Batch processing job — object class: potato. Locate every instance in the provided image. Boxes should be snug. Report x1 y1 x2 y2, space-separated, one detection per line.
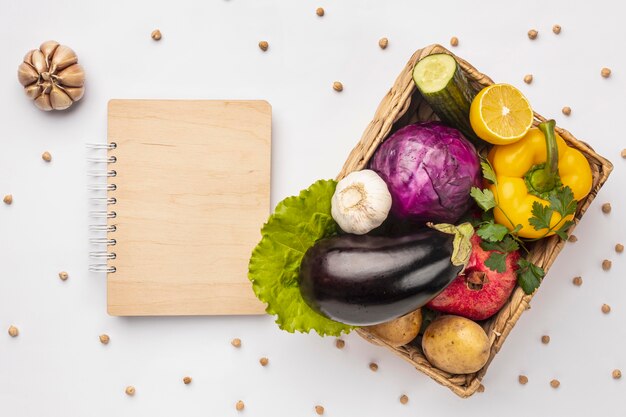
422 315 490 374
365 309 422 347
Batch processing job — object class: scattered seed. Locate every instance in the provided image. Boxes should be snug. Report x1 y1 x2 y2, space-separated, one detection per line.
335 339 345 349
550 379 560 389
477 384 485 393
552 24 561 34
125 386 135 396
541 335 550 344
450 36 459 47
615 243 624 253
258 41 269 52
562 106 571 116
572 276 583 286
621 149 626 158
602 259 612 271
602 304 611 314
151 29 162 41
519 375 529 385
316 7 324 17
183 376 192 384
602 203 612 213
3 194 13 205
332 81 343 92
613 369 622 379
59 271 69 281
399 394 409 404
523 74 533 84
315 405 325 415
378 37 388 49
42 151 52 162
601 67 612 78
259 357 269 366
8 325 18 337
528 29 538 40
99 334 110 344
369 362 378 372
236 400 245 411
231 338 241 348
568 234 578 243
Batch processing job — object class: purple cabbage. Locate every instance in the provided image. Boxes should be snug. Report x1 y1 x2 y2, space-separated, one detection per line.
369 122 481 224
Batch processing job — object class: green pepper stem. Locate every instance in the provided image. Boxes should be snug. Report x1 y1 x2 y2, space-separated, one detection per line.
530 120 559 194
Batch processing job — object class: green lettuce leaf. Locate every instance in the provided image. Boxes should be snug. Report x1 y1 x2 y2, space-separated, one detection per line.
248 179 353 336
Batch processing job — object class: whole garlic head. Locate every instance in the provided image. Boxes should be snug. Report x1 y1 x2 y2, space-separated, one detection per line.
17 40 85 111
331 169 392 235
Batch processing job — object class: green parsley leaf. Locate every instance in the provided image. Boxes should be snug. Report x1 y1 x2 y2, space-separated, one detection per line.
480 235 520 253
480 160 497 184
548 186 577 218
248 179 353 336
470 187 496 211
485 251 508 273
554 220 575 240
477 222 510 242
529 201 553 231
516 258 545 294
511 224 523 235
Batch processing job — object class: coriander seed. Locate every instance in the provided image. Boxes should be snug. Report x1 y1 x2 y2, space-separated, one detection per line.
568 234 578 243
552 24 561 34
613 369 622 379
550 379 560 388
183 376 192 384
477 384 485 393
524 74 533 84
59 271 69 281
99 334 110 344
621 149 626 158
315 405 325 415
258 41 269 51
602 259 612 271
572 276 583 286
236 400 245 411
42 151 52 162
8 325 18 337
333 81 343 92
541 335 550 344
602 304 611 314
151 29 162 41
125 386 135 396
231 338 241 348
450 36 459 47
369 362 378 371
316 7 324 17
602 202 612 213
3 194 13 205
399 394 409 404
259 357 269 366
335 338 345 349
615 243 624 253
562 106 571 116
378 37 388 49
528 29 538 40
601 67 612 78
519 375 529 385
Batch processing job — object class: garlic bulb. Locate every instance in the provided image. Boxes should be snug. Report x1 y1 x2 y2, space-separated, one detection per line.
331 170 392 235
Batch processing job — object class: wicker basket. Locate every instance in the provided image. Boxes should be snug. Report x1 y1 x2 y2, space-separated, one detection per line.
337 44 613 398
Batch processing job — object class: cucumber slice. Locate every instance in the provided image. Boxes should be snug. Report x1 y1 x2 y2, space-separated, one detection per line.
412 54 479 143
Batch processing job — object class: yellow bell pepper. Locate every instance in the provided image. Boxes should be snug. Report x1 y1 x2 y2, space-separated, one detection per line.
487 120 592 239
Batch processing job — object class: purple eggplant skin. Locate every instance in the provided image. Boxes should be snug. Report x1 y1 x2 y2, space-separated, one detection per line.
298 229 463 326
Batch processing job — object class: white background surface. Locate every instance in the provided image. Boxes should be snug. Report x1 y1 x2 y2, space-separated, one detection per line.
1 0 625 415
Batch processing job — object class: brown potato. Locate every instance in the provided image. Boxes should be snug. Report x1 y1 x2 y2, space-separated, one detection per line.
365 309 422 347
422 315 490 374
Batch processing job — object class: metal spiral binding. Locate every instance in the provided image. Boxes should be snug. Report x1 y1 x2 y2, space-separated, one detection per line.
87 141 117 274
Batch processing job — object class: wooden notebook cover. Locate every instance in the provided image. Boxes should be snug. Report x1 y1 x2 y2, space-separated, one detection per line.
106 99 271 316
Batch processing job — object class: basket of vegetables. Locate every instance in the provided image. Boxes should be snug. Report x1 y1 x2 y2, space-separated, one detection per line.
248 44 613 397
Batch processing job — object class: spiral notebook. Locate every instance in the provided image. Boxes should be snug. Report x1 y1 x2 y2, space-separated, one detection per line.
96 99 271 316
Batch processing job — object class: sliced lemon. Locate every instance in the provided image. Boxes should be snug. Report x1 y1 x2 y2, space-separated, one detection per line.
469 84 534 145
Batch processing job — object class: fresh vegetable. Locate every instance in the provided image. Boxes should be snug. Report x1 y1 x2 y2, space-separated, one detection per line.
412 54 478 142
365 309 423 347
331 169 392 235
426 234 520 321
469 84 534 145
248 179 352 336
422 315 490 374
298 223 474 326
369 122 481 224
482 119 592 238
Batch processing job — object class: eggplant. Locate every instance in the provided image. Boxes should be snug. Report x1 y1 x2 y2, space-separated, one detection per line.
299 223 473 326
